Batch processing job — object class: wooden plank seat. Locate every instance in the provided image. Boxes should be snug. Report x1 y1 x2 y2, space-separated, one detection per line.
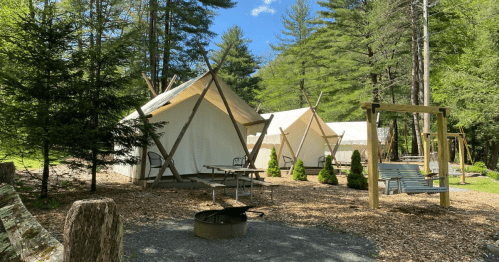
188 177 226 204
378 163 448 195
237 177 279 203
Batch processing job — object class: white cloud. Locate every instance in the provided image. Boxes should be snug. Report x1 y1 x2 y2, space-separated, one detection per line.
263 0 278 4
251 5 276 16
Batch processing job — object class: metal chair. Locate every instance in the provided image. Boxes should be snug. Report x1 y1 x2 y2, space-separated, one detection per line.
318 156 326 167
233 155 247 167
282 156 293 167
147 152 174 177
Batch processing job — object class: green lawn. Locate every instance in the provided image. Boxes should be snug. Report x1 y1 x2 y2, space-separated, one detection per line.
436 175 499 194
1 151 64 170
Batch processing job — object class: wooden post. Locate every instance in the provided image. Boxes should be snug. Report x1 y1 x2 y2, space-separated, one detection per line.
245 115 274 168
301 89 337 164
423 133 431 174
437 111 450 207
276 134 285 165
295 93 323 162
367 108 379 209
142 72 158 98
163 74 177 93
458 134 466 184
139 145 147 181
136 107 183 183
198 43 258 176
280 127 298 175
150 45 232 188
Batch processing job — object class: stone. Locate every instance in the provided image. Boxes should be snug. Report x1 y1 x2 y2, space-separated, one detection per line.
487 244 499 256
63 198 123 262
0 162 15 186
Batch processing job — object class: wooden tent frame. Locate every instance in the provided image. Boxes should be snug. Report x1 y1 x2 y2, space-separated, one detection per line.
137 44 272 188
362 103 450 209
423 132 467 185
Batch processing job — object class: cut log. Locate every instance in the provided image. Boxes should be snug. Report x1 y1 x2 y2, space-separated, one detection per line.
63 198 123 262
0 162 15 186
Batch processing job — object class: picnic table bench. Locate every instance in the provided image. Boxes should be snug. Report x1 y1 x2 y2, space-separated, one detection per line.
237 177 278 203
187 177 226 204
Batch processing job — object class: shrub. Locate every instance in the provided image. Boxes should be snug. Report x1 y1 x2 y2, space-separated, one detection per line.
267 147 281 177
487 171 499 180
292 159 307 181
465 161 487 175
347 150 368 190
318 155 338 185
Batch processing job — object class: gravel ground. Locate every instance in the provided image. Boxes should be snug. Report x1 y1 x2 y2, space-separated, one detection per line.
123 219 377 262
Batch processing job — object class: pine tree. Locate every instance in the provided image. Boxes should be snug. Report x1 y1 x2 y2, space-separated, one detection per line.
211 25 260 105
318 155 338 185
347 150 367 190
267 147 281 177
292 159 307 181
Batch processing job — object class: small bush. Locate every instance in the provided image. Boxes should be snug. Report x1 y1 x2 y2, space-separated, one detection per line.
318 155 338 185
292 159 307 181
347 150 368 190
465 161 488 175
267 147 281 177
487 171 499 180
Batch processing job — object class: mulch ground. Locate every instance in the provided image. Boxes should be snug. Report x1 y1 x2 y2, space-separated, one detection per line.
15 165 499 262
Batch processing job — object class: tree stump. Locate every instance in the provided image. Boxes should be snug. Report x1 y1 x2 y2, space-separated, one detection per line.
0 162 15 186
63 198 123 262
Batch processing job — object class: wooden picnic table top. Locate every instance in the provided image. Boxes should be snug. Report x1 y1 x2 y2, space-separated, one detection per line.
203 164 265 173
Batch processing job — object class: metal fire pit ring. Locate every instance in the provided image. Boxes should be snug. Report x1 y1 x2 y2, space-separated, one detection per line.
193 206 262 239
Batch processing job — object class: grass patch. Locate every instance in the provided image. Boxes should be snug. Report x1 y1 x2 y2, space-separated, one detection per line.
0 150 64 170
30 194 62 209
435 176 499 194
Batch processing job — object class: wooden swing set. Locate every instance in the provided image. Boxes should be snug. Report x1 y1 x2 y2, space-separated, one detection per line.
362 103 451 209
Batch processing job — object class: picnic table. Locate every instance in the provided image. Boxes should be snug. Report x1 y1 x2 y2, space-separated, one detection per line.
400 156 424 162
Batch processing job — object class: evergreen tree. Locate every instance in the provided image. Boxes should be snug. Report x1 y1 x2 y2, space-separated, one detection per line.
292 159 307 181
0 3 81 198
347 150 367 190
267 147 281 177
318 155 338 185
211 25 260 105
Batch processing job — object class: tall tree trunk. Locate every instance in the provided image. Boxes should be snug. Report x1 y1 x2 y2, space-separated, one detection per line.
299 61 305 107
161 0 172 92
487 141 499 169
387 65 398 161
411 118 418 155
149 0 158 97
471 129 476 164
368 46 379 102
404 122 409 155
449 138 456 163
411 2 423 156
484 138 489 166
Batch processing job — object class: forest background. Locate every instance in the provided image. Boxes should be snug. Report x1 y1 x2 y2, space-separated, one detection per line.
1 0 499 196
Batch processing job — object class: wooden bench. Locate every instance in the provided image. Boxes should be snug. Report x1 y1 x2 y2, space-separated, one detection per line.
237 177 278 203
378 163 448 195
187 177 226 204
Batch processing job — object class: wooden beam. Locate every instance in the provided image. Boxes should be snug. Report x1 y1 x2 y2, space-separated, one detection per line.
423 132 462 137
242 119 268 127
301 89 337 164
423 133 431 174
150 45 233 188
142 72 158 98
163 74 177 93
135 106 183 182
366 108 379 209
246 115 274 166
323 135 340 138
198 43 260 179
458 135 466 184
437 112 450 207
276 135 285 166
280 127 297 162
361 103 450 115
330 131 345 162
139 145 147 181
256 103 261 113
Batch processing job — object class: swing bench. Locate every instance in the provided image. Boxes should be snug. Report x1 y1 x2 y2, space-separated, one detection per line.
378 163 449 195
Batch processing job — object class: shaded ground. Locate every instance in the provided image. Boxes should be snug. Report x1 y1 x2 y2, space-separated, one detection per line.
12 165 499 261
123 219 376 262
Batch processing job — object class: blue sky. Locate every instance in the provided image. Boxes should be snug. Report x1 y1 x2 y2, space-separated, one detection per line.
207 0 323 59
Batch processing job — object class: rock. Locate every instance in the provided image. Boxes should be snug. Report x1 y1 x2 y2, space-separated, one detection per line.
0 163 15 186
63 198 123 262
487 244 499 256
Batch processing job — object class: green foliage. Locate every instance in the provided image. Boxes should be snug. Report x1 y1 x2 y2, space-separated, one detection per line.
30 196 62 210
347 150 367 190
267 147 281 177
292 159 307 181
435 176 499 194
318 155 338 185
211 25 261 106
465 162 488 175
487 171 499 181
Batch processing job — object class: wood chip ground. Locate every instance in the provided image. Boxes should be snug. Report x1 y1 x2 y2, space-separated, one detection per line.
15 166 499 262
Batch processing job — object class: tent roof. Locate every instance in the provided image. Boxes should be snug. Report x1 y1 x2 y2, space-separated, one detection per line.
327 121 389 145
124 72 264 125
261 108 336 137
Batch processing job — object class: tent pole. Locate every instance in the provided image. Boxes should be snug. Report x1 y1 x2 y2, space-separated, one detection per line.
142 72 158 98
198 43 260 178
301 88 337 165
276 134 285 168
135 106 183 183
295 92 323 166
163 74 177 93
280 127 298 175
245 115 274 169
150 45 233 188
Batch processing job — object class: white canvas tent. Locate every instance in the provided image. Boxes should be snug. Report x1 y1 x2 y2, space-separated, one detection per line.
114 72 265 181
326 121 389 163
247 108 338 169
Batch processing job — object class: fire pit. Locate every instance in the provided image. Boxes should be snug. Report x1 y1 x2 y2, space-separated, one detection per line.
193 206 263 239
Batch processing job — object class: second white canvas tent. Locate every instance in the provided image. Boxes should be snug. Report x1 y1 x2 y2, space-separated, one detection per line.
114 72 265 181
326 121 389 163
247 108 338 169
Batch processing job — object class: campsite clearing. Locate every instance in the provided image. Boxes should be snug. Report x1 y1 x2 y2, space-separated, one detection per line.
15 165 499 261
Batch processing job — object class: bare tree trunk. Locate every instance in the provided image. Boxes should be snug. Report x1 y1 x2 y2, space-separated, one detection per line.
449 138 456 163
161 0 173 92
487 141 499 169
484 138 489 166
149 0 158 97
404 122 409 155
411 2 423 156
